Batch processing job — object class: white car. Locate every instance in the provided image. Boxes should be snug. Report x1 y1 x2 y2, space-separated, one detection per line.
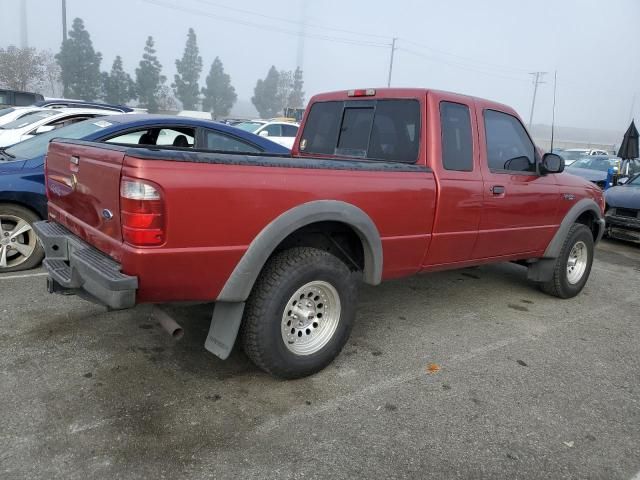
0 108 110 147
561 148 610 166
0 106 51 127
234 120 299 149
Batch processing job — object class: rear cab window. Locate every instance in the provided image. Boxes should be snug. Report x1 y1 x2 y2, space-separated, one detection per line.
299 99 420 163
440 102 473 171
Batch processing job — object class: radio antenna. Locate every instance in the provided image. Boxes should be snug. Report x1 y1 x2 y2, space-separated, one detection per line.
550 70 557 152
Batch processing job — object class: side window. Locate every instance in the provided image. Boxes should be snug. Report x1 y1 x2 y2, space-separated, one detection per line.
204 130 260 153
440 102 473 171
484 110 535 173
155 128 194 147
263 124 282 137
105 129 147 145
15 93 34 106
282 124 298 137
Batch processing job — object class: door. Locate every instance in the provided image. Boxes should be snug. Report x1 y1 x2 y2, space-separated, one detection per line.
423 96 484 266
472 106 559 259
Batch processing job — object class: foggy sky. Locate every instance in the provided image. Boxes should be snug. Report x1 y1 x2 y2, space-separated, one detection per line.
1 0 638 132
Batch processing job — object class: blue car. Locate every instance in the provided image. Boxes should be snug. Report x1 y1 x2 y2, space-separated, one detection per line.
604 173 640 243
0 114 290 272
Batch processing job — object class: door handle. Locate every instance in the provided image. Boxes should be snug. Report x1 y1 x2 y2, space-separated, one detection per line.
491 185 505 195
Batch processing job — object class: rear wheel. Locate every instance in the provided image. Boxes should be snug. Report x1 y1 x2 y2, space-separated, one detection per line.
241 247 358 379
0 204 44 273
540 223 594 298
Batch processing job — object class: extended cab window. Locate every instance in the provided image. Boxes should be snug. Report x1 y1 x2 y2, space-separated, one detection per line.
440 102 473 171
300 99 420 163
484 110 535 173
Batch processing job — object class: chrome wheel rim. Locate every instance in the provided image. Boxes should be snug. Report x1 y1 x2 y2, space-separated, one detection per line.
566 240 588 284
0 215 36 270
281 281 341 356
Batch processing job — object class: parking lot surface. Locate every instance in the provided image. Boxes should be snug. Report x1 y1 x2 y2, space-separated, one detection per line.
1 239 639 479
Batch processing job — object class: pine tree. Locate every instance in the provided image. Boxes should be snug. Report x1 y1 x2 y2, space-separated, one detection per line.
288 67 305 108
173 28 202 110
135 36 166 113
55 18 102 100
251 66 280 118
101 56 136 105
201 57 237 119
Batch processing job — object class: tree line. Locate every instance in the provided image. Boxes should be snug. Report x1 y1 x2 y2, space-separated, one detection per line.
0 18 305 118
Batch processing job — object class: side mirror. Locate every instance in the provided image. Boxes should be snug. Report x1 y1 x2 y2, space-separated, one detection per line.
258 130 269 137
35 125 55 134
540 153 564 175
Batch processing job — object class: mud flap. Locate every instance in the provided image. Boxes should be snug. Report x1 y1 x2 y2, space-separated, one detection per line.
204 301 245 360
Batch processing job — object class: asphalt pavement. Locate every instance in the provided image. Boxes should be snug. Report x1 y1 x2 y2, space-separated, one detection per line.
1 239 639 480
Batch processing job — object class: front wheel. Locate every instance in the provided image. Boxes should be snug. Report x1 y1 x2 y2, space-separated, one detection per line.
540 223 594 298
241 247 358 379
0 204 44 273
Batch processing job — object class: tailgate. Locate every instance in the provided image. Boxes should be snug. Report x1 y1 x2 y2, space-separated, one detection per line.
46 140 126 243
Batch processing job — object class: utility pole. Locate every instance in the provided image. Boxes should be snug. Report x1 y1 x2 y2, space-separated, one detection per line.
295 0 308 71
20 0 28 48
528 71 547 128
62 0 68 43
387 37 397 87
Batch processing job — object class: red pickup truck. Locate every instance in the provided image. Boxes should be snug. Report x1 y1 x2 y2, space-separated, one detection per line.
35 88 605 378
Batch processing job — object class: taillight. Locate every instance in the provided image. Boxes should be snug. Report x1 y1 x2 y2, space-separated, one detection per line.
120 178 165 246
347 88 376 97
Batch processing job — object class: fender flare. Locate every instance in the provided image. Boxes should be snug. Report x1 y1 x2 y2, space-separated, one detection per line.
543 198 604 258
217 200 383 303
527 198 604 282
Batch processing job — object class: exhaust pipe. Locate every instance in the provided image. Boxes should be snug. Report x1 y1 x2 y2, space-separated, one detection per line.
152 306 184 340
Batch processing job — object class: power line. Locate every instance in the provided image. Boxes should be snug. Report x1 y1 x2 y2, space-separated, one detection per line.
142 0 390 49
190 0 391 41
528 71 547 128
398 48 531 83
399 38 532 74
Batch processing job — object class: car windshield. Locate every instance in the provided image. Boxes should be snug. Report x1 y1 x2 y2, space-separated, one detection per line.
569 157 619 172
628 174 640 186
562 150 588 160
4 118 114 159
0 107 16 118
0 110 57 130
234 121 264 133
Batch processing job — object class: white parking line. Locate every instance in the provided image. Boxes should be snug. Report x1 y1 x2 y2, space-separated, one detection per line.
0 272 48 281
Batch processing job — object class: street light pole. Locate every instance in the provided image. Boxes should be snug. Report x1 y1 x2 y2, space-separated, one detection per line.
62 0 67 43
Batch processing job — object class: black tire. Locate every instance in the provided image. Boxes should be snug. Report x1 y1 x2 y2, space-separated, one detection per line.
241 247 358 379
539 223 594 299
0 203 44 273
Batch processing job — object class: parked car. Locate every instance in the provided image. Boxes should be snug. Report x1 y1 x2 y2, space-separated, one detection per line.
0 108 110 147
560 148 610 166
234 120 299 148
34 88 605 379
604 173 640 242
0 106 51 127
565 156 640 188
0 114 290 273
34 99 134 113
0 89 44 108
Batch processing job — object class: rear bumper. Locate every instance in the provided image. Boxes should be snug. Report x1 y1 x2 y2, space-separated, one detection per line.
33 221 138 309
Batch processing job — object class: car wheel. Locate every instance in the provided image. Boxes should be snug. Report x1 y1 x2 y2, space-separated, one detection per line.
0 204 44 273
241 247 359 379
540 223 594 299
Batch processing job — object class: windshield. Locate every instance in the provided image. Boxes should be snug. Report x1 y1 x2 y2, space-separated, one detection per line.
562 150 588 160
0 110 57 130
4 118 114 159
0 107 16 118
569 157 619 172
234 121 264 132
628 174 640 186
